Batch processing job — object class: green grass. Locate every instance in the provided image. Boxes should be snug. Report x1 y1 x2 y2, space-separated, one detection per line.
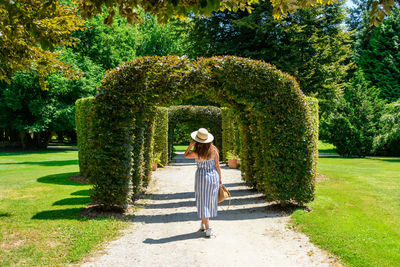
175 141 338 155
0 150 127 266
318 140 338 155
292 157 400 267
174 144 189 151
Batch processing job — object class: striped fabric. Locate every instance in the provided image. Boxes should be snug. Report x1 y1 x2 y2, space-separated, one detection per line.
194 151 219 218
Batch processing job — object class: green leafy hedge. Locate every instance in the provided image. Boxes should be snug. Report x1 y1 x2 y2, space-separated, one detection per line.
75 97 95 179
86 55 317 209
167 105 222 161
221 107 241 162
154 107 169 166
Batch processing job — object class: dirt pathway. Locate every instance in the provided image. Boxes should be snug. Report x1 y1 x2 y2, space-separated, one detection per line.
81 154 340 267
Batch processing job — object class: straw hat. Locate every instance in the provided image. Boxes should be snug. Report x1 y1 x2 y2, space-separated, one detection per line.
191 128 214 143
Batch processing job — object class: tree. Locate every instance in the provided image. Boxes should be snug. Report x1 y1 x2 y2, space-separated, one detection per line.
321 70 384 157
77 0 398 26
0 9 188 149
358 8 400 102
185 1 353 116
0 49 102 149
0 0 85 87
373 100 400 155
71 9 187 70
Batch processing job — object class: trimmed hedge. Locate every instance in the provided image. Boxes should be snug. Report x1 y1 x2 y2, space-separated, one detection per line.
153 107 169 166
167 105 222 161
87 55 318 209
221 107 241 162
75 97 95 179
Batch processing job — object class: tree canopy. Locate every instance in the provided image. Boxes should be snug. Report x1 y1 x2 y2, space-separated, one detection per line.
78 0 399 26
185 1 353 115
358 8 400 102
0 0 85 87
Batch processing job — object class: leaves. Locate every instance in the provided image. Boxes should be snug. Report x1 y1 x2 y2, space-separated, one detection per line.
83 55 318 209
0 0 85 88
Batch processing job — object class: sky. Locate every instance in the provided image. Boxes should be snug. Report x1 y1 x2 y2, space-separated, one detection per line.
345 0 356 9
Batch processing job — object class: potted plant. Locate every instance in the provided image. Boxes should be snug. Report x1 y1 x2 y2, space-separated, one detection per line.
226 151 240 169
152 152 162 171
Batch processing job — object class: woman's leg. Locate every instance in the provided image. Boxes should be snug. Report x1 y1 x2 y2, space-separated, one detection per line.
202 217 210 229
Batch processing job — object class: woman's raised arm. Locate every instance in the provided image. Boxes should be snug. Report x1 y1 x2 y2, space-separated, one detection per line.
184 142 197 159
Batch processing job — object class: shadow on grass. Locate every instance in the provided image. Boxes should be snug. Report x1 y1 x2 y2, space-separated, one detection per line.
0 160 78 166
31 208 107 220
53 197 91 206
37 172 86 186
0 149 75 156
0 212 12 218
319 148 338 155
71 189 90 196
366 158 400 163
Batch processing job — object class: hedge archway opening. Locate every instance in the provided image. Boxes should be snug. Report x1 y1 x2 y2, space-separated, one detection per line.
167 105 222 162
87 55 318 210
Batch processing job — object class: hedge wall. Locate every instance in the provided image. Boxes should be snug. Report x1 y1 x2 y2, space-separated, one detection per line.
75 97 95 179
87 55 317 209
167 105 222 161
153 107 169 166
221 107 241 162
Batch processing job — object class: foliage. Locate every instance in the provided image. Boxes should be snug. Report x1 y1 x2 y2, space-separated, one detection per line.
142 110 156 188
306 97 319 160
226 150 240 160
167 105 222 161
221 107 241 162
153 107 169 166
0 48 102 150
293 157 400 267
373 99 400 155
86 55 317 209
0 0 85 88
186 1 353 116
358 8 400 102
153 151 163 165
77 0 347 25
322 70 384 157
78 0 398 27
75 97 95 178
70 8 187 71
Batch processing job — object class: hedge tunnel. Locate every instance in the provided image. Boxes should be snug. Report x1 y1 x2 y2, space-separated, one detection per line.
167 105 222 162
79 55 318 210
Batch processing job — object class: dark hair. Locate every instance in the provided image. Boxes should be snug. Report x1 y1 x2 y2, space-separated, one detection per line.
194 142 219 160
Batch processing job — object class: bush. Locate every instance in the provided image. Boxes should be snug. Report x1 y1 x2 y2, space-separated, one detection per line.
75 97 95 178
221 107 241 162
167 105 222 161
87 55 317 209
373 100 400 156
322 71 384 157
153 107 169 166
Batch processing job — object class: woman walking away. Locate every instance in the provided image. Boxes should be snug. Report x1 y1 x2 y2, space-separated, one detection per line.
184 128 222 238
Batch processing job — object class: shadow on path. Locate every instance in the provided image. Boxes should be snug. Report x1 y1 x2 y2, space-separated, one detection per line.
143 231 206 244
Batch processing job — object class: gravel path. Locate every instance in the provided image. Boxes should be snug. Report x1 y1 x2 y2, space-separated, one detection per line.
81 154 341 267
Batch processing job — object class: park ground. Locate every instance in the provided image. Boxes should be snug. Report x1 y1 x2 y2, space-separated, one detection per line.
0 142 399 266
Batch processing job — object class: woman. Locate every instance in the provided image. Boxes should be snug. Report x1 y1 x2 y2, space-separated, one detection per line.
183 128 222 238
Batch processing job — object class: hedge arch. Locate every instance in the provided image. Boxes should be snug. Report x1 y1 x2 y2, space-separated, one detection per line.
88 55 318 210
167 105 222 162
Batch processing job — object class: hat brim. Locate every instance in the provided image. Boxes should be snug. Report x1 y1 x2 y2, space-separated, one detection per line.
191 131 214 143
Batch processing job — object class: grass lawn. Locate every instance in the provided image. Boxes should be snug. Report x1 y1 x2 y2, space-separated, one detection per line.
0 150 127 266
174 144 189 151
318 141 338 155
292 157 400 267
174 141 338 155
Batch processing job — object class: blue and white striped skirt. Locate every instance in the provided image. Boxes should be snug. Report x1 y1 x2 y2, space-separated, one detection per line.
194 164 219 218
